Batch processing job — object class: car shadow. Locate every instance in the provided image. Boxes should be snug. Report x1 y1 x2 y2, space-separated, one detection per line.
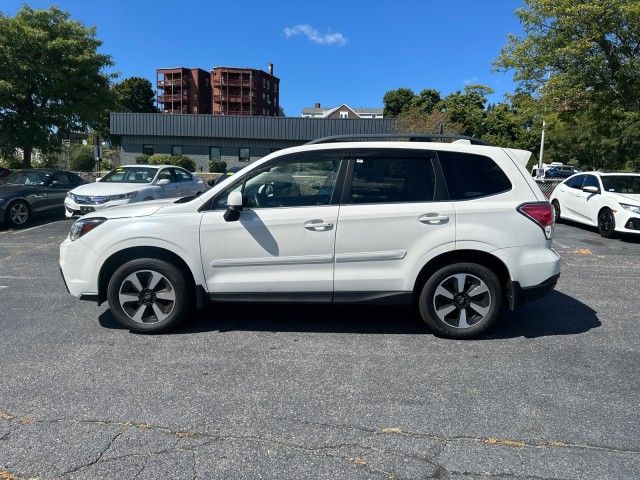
559 219 640 244
0 214 70 232
98 291 600 339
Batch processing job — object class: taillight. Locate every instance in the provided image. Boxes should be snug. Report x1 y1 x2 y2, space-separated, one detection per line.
518 202 554 239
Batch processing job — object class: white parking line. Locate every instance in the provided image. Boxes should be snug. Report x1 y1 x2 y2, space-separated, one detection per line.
0 286 8 289
10 220 68 235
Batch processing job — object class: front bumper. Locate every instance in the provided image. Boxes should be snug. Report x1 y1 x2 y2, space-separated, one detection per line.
64 198 131 217
613 209 640 234
59 237 100 298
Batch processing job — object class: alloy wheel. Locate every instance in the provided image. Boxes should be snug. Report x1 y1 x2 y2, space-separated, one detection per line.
598 210 614 236
118 270 176 324
9 202 29 225
432 273 492 329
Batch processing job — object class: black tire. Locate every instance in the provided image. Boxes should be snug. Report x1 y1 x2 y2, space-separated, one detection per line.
551 200 562 224
5 200 31 227
106 258 191 333
418 263 502 339
597 208 616 238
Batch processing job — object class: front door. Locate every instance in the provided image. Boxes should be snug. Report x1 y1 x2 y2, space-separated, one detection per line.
333 148 455 297
199 149 347 299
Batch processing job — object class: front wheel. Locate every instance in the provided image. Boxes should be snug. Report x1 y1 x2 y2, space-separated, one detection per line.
6 200 31 227
598 209 616 238
551 200 562 223
107 258 191 333
418 263 502 339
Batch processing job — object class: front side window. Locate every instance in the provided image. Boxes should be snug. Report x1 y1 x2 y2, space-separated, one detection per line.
349 151 437 204
0 171 51 185
100 167 157 184
582 175 600 189
171 145 183 156
239 147 250 162
438 151 511 200
564 175 586 189
213 151 343 210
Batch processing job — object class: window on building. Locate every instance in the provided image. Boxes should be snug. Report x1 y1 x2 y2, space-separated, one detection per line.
239 148 250 162
438 151 512 200
142 145 154 156
349 151 437 204
171 145 183 156
339 111 348 119
209 147 221 162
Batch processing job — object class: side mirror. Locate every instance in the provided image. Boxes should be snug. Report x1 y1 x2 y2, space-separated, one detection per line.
223 191 243 222
583 185 600 194
157 178 171 186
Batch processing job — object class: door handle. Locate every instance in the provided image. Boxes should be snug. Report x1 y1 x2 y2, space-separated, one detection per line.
304 220 334 231
32 194 47 198
419 213 449 224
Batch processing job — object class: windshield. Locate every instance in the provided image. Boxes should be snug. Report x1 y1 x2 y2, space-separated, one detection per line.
0 171 51 186
100 167 157 184
601 176 640 194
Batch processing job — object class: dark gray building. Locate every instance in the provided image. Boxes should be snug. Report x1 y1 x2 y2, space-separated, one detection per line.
110 113 397 171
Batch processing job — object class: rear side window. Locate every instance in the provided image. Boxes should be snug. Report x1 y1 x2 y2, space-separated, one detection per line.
582 175 599 189
565 175 585 189
349 150 437 204
437 151 511 200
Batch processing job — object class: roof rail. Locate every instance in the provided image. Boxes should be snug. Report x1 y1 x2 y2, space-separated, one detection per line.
306 133 492 146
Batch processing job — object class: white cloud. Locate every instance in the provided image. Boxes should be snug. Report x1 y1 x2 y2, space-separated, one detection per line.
284 24 347 46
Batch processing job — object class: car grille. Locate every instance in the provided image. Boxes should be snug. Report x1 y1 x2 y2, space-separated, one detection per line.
73 194 109 205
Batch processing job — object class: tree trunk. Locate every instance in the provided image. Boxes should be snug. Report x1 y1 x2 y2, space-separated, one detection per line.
22 146 32 169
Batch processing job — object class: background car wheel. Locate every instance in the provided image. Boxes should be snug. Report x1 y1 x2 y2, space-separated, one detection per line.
551 200 562 223
598 208 616 238
6 200 31 227
418 262 502 339
107 258 190 333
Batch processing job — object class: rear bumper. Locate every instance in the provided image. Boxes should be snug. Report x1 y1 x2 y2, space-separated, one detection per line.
509 273 560 310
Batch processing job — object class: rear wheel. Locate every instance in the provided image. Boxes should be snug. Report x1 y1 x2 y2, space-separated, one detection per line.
6 200 31 227
418 263 502 339
107 258 190 333
598 208 616 238
551 199 562 223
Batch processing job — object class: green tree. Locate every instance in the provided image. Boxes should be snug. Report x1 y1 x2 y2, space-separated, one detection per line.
209 161 227 173
495 0 640 170
69 145 95 171
411 89 441 115
383 88 415 117
0 6 113 168
438 85 494 136
396 108 462 135
147 153 196 172
112 77 156 113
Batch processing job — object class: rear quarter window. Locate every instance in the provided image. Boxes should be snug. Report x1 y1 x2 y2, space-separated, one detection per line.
437 151 512 200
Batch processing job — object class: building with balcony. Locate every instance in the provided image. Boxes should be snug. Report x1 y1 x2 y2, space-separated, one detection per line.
156 67 211 114
212 65 279 116
302 103 384 119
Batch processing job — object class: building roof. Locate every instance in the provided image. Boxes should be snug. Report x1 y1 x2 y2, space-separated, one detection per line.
302 104 384 116
110 113 396 141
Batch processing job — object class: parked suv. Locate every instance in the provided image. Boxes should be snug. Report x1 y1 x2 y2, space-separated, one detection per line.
59 140 560 338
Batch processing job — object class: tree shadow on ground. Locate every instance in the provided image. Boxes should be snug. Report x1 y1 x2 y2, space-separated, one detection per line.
99 291 599 339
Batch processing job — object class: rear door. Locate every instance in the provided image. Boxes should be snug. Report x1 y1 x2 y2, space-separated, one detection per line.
333 148 455 298
559 174 586 220
174 168 199 196
574 174 604 224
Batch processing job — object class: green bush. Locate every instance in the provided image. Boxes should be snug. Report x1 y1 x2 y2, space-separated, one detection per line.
69 145 95 171
209 160 227 173
147 153 196 172
135 154 149 164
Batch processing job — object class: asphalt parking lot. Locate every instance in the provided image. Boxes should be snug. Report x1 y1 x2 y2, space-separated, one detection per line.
0 218 639 479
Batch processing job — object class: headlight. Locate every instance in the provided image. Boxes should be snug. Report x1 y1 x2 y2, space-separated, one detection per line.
69 217 107 241
108 191 138 201
619 203 640 214
66 192 74 199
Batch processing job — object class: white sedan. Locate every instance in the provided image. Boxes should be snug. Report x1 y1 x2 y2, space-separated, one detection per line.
550 172 640 237
65 165 206 217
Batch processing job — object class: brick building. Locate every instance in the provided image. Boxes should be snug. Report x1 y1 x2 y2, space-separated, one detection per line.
156 68 211 114
156 65 279 116
212 65 279 116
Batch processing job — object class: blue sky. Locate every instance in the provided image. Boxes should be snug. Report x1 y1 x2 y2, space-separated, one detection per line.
4 0 525 115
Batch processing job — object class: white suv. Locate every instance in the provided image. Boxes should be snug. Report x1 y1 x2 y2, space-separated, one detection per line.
59 140 561 338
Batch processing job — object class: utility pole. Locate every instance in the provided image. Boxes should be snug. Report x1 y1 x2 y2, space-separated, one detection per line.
537 119 546 177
